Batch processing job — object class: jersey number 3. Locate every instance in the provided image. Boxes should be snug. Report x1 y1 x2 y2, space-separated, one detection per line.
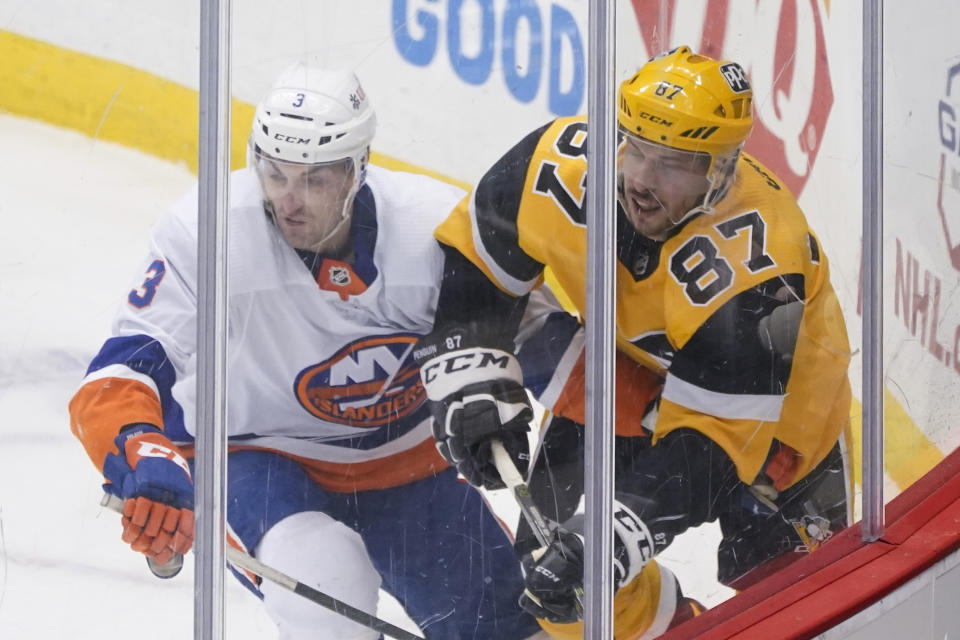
669 210 774 305
128 259 166 308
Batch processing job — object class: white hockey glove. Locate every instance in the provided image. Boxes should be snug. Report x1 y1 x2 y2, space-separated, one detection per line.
519 500 656 623
414 329 533 490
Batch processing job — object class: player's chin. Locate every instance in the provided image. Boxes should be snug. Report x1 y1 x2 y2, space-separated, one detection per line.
280 228 312 250
627 206 664 237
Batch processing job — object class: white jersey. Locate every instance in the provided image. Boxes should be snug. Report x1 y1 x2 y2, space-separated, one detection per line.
71 165 467 490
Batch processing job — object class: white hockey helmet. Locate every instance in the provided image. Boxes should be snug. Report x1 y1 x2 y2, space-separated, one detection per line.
250 65 376 188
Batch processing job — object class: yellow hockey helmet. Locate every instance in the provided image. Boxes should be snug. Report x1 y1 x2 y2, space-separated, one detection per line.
618 46 753 156
617 46 753 218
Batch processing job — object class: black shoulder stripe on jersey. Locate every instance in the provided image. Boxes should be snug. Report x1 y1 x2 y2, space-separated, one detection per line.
808 233 821 264
472 121 554 283
432 245 530 351
669 273 805 396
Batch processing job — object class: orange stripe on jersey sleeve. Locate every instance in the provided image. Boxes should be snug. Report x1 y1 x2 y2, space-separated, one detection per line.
69 377 164 472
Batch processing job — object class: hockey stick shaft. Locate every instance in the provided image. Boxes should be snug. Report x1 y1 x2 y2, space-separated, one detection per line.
490 441 552 548
224 547 424 640
102 493 425 640
490 441 585 614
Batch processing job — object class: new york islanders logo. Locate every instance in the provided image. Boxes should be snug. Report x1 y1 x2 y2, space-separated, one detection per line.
294 334 425 427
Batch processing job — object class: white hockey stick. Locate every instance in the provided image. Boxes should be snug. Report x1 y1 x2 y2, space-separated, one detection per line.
101 493 425 640
490 441 585 614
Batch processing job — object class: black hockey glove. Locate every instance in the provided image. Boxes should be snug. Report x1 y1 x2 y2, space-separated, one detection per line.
519 500 656 623
414 327 532 490
519 527 585 623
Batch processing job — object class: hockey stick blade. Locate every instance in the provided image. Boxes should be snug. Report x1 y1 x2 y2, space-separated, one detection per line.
490 440 585 615
101 493 424 640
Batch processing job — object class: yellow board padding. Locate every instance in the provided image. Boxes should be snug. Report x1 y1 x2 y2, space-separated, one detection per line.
0 28 465 187
0 29 249 172
848 390 945 493
2 28 943 496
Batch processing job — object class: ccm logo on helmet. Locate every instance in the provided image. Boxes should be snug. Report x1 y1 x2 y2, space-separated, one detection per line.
720 62 751 93
274 134 311 145
639 111 673 127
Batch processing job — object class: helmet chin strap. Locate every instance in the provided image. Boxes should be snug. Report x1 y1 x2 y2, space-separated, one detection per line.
307 187 357 257
303 151 368 257
264 191 357 259
653 148 742 232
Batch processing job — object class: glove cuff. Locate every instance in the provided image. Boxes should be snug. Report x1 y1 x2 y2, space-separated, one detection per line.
115 423 192 480
419 346 523 401
612 499 655 589
116 422 163 444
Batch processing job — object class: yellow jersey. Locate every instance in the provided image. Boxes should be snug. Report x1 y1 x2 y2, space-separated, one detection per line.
435 115 851 487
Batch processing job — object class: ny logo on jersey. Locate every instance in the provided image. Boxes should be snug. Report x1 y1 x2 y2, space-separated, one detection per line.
294 334 426 427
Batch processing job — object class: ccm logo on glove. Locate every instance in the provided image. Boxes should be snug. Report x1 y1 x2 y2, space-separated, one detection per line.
420 348 523 398
131 439 191 477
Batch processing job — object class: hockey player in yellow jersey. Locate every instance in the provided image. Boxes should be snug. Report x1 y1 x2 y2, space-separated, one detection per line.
413 46 852 638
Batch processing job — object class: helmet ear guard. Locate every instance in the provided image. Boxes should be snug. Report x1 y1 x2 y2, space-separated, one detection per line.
617 46 753 218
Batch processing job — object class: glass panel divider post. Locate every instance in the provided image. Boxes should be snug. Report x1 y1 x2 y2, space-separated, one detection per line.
196 0 231 636
584 0 617 636
862 0 885 542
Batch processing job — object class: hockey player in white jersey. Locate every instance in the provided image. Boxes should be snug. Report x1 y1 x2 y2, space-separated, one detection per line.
69 64 556 639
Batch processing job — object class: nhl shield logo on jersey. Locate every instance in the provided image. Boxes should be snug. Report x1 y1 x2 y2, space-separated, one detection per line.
294 334 427 427
329 264 351 286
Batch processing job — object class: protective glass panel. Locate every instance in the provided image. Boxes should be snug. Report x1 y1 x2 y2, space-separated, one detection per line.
221 2 578 638
883 3 960 502
0 1 200 637
606 1 861 633
8 1 925 638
